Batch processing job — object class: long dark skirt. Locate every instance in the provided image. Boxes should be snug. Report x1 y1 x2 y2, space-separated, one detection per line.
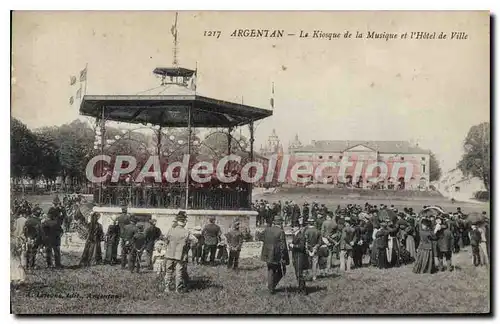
406 235 416 260
370 246 378 266
80 241 103 267
104 239 119 264
412 249 436 274
377 248 388 269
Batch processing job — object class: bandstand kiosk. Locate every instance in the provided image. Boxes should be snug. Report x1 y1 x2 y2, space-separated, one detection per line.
79 66 273 237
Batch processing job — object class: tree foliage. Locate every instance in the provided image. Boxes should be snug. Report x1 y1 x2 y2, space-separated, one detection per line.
458 122 490 192
37 119 95 183
429 151 442 182
11 118 38 180
200 130 249 160
11 118 255 189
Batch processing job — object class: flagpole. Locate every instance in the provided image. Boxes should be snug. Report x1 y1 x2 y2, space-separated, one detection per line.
195 61 198 92
172 12 179 67
83 63 88 95
271 82 275 110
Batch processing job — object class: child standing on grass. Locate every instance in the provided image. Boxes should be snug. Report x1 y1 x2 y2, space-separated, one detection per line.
152 240 167 280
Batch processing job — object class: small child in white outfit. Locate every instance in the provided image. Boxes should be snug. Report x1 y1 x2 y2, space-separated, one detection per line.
152 240 167 288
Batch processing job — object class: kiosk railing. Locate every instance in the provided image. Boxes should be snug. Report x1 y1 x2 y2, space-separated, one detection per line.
93 184 252 210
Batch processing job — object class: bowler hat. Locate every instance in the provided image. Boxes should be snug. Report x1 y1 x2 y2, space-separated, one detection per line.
176 211 188 222
273 215 284 224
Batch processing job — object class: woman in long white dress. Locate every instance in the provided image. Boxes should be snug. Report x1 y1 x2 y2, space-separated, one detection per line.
11 238 27 285
11 213 28 286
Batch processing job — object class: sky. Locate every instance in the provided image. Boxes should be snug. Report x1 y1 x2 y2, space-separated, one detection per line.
11 11 490 172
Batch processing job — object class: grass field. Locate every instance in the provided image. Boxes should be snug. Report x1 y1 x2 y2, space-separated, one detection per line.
11 193 490 315
11 247 490 315
254 191 489 216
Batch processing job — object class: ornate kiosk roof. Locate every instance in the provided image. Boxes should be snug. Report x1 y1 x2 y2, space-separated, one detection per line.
79 86 272 128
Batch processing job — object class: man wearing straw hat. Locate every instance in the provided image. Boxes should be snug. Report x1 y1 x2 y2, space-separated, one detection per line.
164 211 198 293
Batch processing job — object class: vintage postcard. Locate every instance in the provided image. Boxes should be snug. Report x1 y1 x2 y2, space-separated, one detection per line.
10 11 490 315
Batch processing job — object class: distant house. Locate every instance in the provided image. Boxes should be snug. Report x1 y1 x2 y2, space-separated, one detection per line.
288 139 431 190
437 168 486 199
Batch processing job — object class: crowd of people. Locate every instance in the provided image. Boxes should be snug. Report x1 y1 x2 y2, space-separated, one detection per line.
11 195 490 296
253 199 490 294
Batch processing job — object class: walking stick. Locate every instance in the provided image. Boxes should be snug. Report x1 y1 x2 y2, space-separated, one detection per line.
281 258 293 314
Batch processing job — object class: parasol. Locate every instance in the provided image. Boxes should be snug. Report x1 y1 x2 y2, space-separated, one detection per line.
396 219 409 227
74 202 95 223
419 206 446 218
377 209 397 223
465 212 486 225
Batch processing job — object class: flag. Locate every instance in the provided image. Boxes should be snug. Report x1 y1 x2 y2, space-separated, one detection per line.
79 67 87 82
69 96 74 105
76 87 82 99
270 82 275 109
70 76 77 85
171 24 177 40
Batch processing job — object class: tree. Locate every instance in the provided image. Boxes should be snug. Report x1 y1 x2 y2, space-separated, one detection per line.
200 130 249 160
37 119 95 188
159 128 201 161
458 122 490 192
34 132 61 183
429 151 442 182
11 118 39 190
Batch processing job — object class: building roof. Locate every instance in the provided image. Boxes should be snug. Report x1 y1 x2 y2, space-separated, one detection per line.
153 67 196 78
79 85 272 128
292 140 429 154
289 133 302 149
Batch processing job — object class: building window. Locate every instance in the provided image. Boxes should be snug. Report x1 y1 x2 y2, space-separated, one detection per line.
339 155 343 159
421 157 426 161
400 157 405 161
422 164 426 173
328 155 333 159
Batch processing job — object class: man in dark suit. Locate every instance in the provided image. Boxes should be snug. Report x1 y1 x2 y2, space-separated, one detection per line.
260 215 290 294
42 209 64 269
289 217 308 295
129 224 147 273
304 218 321 280
50 196 67 229
121 217 138 269
144 218 162 269
291 202 301 228
321 213 337 272
202 216 221 265
23 209 43 269
225 221 244 270
436 220 454 271
302 203 310 224
117 207 130 258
